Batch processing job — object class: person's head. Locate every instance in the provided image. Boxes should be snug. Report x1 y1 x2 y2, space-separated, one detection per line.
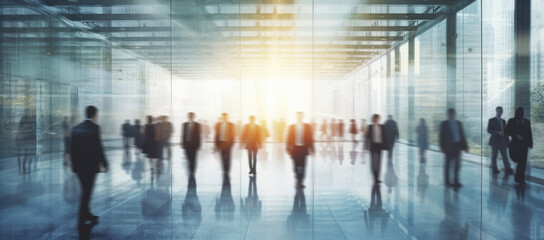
372 114 380 124
64 116 68 121
447 108 456 120
495 106 503 118
339 119 343 123
221 113 228 121
331 118 336 123
350 119 355 123
163 115 168 121
420 118 426 125
85 106 98 122
323 119 327 123
125 119 130 124
135 119 140 125
71 116 76 123
388 115 393 120
515 107 525 120
249 115 256 123
188 112 195 121
146 115 153 124
296 112 304 123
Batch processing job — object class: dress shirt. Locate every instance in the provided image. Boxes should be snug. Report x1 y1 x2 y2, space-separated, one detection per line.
448 120 460 143
295 123 304 146
372 124 382 143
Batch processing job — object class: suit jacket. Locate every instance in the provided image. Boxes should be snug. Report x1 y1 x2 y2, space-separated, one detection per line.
241 123 262 150
156 121 173 142
70 120 108 174
505 118 533 161
487 117 509 147
286 123 314 156
215 121 235 149
364 124 387 152
384 120 399 146
439 120 468 154
122 123 132 137
182 122 201 150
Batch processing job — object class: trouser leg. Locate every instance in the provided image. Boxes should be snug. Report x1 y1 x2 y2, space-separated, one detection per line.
444 155 451 185
247 151 253 170
515 159 526 183
498 146 511 170
77 172 96 222
453 154 461 184
491 147 499 170
371 151 381 181
222 149 231 174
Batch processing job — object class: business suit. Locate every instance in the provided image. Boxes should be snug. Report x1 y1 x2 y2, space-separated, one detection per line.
505 117 533 184
121 123 132 149
439 120 468 186
487 117 512 172
70 120 108 223
384 120 399 160
182 121 201 175
286 123 314 185
215 121 235 174
241 123 262 174
364 124 387 182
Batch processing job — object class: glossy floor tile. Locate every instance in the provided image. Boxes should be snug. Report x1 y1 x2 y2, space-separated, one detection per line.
0 142 543 240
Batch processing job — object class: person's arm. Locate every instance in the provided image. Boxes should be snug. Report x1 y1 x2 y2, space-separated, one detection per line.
196 123 201 150
487 119 494 135
439 122 445 152
96 126 109 172
181 123 185 148
527 120 533 148
286 126 293 154
70 129 77 172
308 124 315 154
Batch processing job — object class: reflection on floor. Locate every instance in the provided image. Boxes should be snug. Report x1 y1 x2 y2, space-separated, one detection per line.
0 142 543 240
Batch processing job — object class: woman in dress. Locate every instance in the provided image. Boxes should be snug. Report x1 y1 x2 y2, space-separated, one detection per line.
416 118 429 163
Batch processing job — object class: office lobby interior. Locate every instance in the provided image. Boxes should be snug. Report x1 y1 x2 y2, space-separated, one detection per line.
1 0 544 239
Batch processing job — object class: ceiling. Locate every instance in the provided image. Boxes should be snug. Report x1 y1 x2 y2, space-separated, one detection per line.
1 0 472 80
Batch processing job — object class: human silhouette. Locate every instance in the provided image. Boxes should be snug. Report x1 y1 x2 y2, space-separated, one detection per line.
286 112 315 189
215 176 235 220
487 106 514 175
182 176 202 225
363 184 389 237
439 109 468 188
214 113 235 176
320 119 328 141
360 119 367 143
438 189 469 240
329 118 337 141
62 116 76 166
506 107 533 185
416 118 429 163
241 116 262 175
121 119 132 150
241 176 262 221
17 109 36 174
133 119 142 152
349 119 358 142
70 106 108 225
157 115 173 159
260 120 270 143
364 114 386 183
142 116 160 171
182 112 201 176
384 115 399 160
338 119 345 142
286 188 310 236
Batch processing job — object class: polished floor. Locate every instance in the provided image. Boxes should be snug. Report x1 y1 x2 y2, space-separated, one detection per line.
0 142 543 240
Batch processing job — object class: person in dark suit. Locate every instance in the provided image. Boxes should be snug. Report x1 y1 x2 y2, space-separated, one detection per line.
506 107 533 185
241 115 262 175
286 112 314 188
384 115 399 160
121 120 132 150
487 106 514 175
133 119 142 152
364 114 387 183
439 109 468 188
215 113 235 176
182 112 201 176
70 106 109 225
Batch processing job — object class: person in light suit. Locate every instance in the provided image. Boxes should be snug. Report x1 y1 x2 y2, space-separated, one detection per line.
286 112 314 189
